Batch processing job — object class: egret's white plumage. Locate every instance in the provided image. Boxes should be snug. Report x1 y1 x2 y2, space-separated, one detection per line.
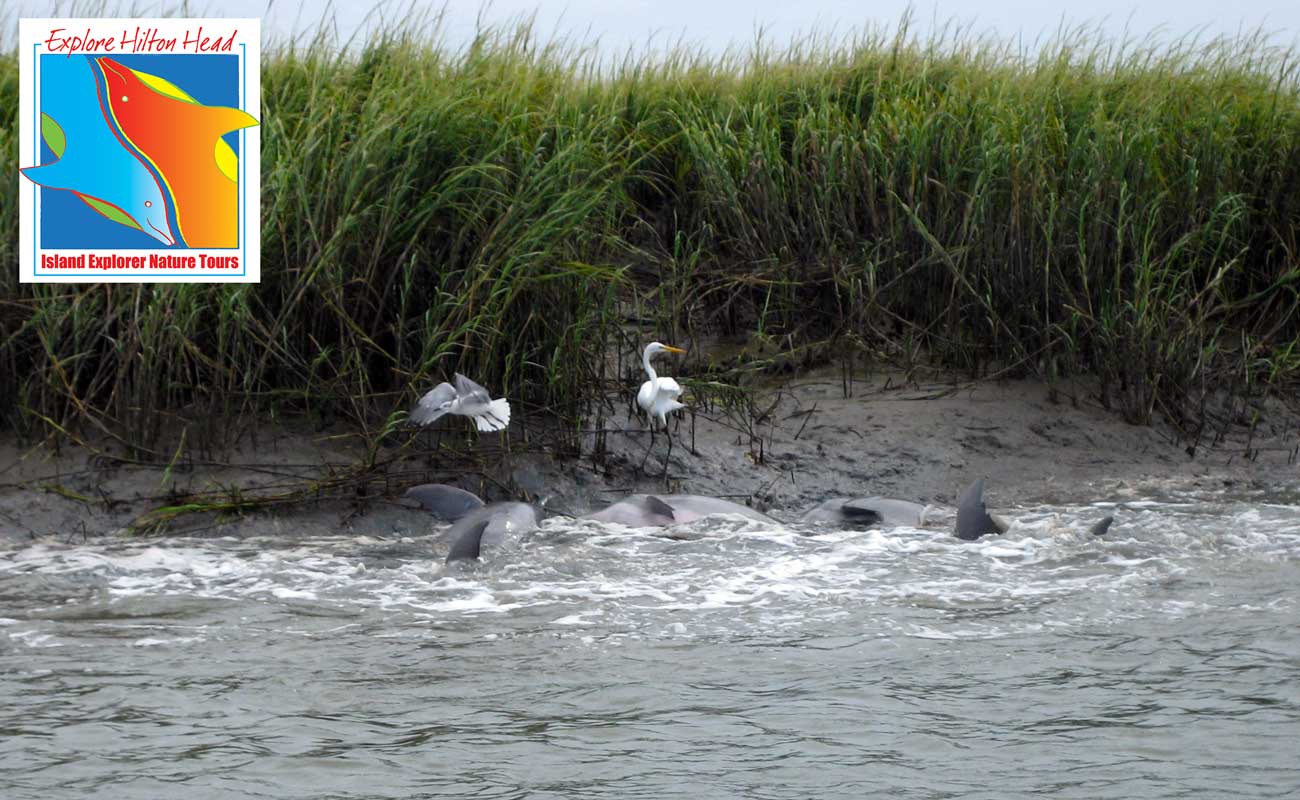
412 373 511 432
637 342 687 426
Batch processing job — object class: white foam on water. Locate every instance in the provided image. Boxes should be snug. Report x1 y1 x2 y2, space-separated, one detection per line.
130 636 206 647
270 587 318 600
8 629 63 648
1 493 1296 647
553 610 604 625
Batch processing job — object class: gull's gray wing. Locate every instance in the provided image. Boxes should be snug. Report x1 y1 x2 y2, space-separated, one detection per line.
411 381 457 425
453 373 493 405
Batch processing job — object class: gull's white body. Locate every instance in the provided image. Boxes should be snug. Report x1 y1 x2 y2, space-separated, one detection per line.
412 373 511 432
637 342 687 427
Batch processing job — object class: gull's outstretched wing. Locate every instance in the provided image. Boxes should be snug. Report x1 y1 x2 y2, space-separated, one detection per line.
453 373 494 406
410 381 457 425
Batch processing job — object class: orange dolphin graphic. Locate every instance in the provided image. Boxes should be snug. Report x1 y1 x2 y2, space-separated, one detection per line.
97 57 257 248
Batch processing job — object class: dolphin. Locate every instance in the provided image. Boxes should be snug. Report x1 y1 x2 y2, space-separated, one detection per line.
1088 515 1115 537
21 55 175 245
410 482 780 562
404 483 485 522
96 56 258 248
403 484 538 563
800 497 936 529
583 494 776 527
953 479 1116 540
954 479 1011 541
442 502 539 563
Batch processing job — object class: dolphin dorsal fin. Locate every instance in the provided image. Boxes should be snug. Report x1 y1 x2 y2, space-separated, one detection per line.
1088 515 1115 537
840 499 885 524
643 496 676 521
955 478 1001 541
446 519 490 563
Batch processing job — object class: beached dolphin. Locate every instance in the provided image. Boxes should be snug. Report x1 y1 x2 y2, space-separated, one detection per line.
404 483 485 522
800 497 936 528
442 502 539 563
408 481 777 559
583 494 776 527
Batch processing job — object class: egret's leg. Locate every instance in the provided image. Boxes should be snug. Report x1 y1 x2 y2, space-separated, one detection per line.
662 426 674 481
638 423 657 474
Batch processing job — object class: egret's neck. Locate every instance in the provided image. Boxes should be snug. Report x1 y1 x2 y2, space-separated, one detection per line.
642 348 659 387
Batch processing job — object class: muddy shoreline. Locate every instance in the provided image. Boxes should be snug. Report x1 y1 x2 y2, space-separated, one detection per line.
2 370 1296 543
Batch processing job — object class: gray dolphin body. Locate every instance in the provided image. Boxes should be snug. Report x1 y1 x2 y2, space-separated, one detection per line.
443 502 539 563
404 483 485 522
583 494 776 527
800 497 935 529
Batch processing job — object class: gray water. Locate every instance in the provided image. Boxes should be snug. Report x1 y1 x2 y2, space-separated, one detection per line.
2 489 1298 799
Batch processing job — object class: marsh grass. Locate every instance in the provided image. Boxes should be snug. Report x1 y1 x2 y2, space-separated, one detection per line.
2 15 1298 474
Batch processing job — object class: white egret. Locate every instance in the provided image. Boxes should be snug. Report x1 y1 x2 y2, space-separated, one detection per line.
637 342 687 425
636 341 687 476
411 373 511 432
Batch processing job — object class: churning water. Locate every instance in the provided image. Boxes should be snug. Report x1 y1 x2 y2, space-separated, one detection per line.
2 488 1298 799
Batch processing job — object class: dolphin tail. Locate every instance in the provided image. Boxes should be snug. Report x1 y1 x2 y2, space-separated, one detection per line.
20 162 73 190
446 519 491 563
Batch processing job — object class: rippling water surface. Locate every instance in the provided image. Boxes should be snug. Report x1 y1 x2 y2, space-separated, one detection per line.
3 488 1298 798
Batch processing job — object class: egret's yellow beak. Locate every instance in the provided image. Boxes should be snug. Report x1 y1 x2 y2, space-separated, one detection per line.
663 345 687 354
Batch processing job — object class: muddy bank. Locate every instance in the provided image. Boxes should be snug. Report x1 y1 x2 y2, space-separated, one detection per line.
1 370 1296 543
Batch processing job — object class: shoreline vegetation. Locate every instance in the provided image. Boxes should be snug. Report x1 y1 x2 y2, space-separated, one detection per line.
2 14 1298 531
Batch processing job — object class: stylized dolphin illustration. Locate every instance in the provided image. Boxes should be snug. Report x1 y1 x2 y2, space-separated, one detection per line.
97 57 257 248
20 55 176 245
